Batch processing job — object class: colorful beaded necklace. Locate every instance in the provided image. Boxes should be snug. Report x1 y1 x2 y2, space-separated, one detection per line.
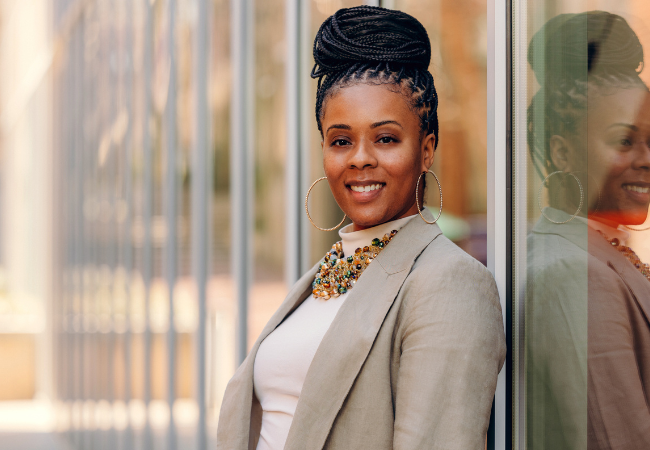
597 231 650 283
311 229 398 300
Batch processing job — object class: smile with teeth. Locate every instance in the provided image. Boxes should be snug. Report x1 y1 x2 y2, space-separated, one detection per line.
623 184 650 194
350 184 384 193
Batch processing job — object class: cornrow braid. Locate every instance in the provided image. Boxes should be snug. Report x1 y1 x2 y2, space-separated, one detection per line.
311 6 439 148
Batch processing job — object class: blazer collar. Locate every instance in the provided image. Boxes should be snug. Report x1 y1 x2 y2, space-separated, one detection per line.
284 210 443 450
217 210 443 450
530 208 589 252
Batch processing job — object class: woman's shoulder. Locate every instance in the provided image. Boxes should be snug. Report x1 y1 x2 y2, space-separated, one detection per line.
411 232 494 285
397 232 505 358
400 233 500 317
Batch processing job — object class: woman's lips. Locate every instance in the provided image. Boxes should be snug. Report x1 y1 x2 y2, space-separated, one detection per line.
622 183 650 204
347 183 385 202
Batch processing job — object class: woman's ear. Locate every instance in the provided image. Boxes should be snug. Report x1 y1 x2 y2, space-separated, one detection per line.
421 133 436 171
549 135 572 171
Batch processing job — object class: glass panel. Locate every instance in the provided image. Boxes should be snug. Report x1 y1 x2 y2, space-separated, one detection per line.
396 0 490 264
513 2 650 448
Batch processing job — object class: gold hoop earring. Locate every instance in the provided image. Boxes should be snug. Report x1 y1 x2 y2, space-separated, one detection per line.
305 177 347 231
415 170 443 224
537 171 584 224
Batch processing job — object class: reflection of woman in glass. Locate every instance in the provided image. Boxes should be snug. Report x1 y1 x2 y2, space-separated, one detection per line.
217 6 506 450
526 11 650 450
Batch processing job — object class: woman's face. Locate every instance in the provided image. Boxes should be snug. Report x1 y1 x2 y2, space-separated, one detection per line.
555 87 650 226
320 83 435 231
586 88 650 225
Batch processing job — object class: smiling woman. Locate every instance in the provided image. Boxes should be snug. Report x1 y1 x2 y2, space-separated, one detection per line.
216 6 506 450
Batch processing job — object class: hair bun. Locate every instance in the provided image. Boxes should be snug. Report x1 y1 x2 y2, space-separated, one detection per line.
312 6 431 78
528 11 644 84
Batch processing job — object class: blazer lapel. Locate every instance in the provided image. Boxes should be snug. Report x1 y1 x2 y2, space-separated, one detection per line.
284 211 443 450
588 228 650 324
217 264 318 450
531 208 589 252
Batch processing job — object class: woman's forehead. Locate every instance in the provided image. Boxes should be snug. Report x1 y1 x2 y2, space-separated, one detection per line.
321 84 418 128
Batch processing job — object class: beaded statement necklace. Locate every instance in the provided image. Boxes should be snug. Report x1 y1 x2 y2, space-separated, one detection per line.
311 229 398 300
597 231 650 283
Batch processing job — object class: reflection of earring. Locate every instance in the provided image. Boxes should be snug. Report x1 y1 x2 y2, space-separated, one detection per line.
305 177 347 231
571 170 602 211
415 170 443 224
537 171 584 224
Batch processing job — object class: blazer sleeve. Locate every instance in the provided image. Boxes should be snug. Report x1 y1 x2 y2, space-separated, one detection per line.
587 265 650 449
393 254 506 450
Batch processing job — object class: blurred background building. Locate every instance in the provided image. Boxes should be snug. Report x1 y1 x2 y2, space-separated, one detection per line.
1 0 648 449
0 1 490 448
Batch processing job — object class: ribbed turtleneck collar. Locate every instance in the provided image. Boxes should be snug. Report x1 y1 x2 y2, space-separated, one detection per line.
575 215 631 246
338 214 417 258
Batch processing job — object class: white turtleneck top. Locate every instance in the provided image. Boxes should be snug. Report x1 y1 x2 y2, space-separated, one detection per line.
253 214 417 450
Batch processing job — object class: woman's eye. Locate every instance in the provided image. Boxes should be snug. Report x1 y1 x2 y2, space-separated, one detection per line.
620 137 634 146
332 139 350 147
377 136 396 144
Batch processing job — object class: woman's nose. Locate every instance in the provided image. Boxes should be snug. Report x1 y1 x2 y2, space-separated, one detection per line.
632 142 650 170
348 141 378 169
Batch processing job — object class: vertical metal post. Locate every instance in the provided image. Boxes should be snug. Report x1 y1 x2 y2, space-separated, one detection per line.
298 0 312 275
79 14 89 445
230 0 254 364
192 0 210 448
123 2 135 449
75 20 85 449
285 0 314 283
70 24 82 448
107 3 118 449
82 6 93 447
285 0 301 286
487 0 509 448
142 1 154 449
165 0 178 448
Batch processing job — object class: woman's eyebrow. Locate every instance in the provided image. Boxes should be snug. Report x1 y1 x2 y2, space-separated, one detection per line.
606 123 639 131
371 120 403 129
326 124 352 133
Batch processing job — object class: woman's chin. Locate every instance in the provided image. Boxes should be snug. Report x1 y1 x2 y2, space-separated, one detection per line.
346 210 393 231
348 217 386 230
590 209 650 227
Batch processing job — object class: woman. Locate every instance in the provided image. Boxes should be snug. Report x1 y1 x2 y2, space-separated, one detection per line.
525 12 650 450
217 7 506 450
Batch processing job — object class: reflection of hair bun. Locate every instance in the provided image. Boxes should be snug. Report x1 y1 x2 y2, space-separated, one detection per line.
312 6 431 78
528 11 643 84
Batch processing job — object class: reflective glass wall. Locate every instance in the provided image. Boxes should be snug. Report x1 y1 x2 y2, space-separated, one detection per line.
0 0 492 448
513 1 650 448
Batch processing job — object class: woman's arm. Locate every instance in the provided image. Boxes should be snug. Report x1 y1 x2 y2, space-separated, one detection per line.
393 255 506 450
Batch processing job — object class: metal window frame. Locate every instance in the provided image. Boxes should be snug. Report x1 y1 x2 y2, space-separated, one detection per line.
487 0 512 448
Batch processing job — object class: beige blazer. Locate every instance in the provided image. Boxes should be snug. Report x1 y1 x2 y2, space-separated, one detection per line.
526 210 650 449
217 209 507 450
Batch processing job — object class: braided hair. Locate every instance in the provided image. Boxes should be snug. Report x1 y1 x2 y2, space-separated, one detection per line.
312 6 439 148
527 11 647 180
